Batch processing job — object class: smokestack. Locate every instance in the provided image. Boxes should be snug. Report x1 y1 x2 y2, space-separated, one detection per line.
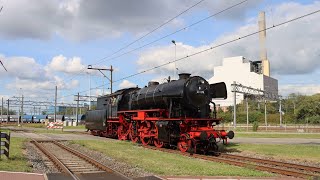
258 11 270 76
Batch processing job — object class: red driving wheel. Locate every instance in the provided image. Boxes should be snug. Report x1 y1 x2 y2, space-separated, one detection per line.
153 138 164 148
140 135 151 145
177 134 191 152
129 130 139 143
117 125 127 140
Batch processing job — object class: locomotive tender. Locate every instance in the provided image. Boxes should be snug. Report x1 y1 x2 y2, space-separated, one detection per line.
85 73 234 153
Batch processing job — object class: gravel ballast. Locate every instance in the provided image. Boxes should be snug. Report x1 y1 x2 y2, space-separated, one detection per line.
62 141 154 179
24 142 59 174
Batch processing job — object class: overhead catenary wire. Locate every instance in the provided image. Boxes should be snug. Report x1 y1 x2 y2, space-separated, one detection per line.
92 0 249 65
94 0 206 64
54 0 249 98
113 9 320 82
58 8 320 100
0 59 8 71
58 0 208 84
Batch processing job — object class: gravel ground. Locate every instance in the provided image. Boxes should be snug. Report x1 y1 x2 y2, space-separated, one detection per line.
61 141 154 179
24 142 59 174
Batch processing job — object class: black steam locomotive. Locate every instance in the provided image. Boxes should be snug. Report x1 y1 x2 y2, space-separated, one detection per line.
86 73 234 153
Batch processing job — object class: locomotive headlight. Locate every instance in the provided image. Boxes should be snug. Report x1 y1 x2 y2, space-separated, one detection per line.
196 82 207 94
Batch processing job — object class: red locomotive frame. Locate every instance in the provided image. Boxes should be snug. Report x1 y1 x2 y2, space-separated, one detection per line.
90 108 231 153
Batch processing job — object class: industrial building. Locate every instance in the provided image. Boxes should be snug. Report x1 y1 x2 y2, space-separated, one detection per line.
208 11 278 108
208 56 278 108
47 106 67 114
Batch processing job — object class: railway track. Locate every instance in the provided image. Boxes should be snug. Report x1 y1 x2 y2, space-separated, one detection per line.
11 128 319 179
30 139 130 180
219 153 320 174
144 146 320 179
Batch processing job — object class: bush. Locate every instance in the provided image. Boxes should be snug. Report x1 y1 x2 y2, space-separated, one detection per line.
306 116 320 124
252 121 259 132
232 111 263 124
217 112 232 123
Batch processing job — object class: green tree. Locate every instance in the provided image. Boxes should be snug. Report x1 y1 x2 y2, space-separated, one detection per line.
1 107 17 115
295 94 320 124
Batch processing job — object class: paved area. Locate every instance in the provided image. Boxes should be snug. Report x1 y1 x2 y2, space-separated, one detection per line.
0 171 45 180
232 137 320 145
46 172 131 180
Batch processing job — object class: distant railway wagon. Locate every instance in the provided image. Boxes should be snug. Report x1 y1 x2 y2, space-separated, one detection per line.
64 114 85 125
0 115 9 122
33 115 48 123
1 114 85 124
0 115 21 122
22 115 34 123
47 115 65 122
9 115 20 122
70 115 85 122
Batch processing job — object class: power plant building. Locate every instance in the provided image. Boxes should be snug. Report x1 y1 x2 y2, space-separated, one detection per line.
208 56 278 108
208 11 278 108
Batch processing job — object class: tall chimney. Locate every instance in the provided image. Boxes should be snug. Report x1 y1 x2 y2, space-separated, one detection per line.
258 11 270 76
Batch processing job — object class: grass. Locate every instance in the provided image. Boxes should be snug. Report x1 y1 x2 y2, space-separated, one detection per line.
1 126 70 134
0 123 46 128
235 132 320 139
224 143 320 163
63 124 86 129
20 123 47 128
71 140 272 177
0 137 32 172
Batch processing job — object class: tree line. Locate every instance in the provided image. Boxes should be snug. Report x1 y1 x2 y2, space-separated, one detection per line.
217 93 320 125
0 107 17 115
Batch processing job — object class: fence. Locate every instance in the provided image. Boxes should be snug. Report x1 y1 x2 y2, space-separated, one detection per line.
0 131 10 158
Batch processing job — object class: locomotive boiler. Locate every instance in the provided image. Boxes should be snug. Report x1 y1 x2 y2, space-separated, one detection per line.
85 73 234 153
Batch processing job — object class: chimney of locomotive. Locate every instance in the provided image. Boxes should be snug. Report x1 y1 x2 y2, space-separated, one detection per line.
178 73 191 80
148 81 159 87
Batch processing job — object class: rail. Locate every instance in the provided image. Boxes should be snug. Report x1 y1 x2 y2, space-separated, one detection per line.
144 146 319 179
29 136 130 180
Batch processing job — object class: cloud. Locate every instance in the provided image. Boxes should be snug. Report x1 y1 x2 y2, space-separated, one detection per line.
0 95 11 100
279 84 320 96
0 0 262 41
54 76 79 90
137 42 217 79
0 0 72 40
0 54 52 81
119 80 136 89
0 54 81 100
136 1 320 79
47 55 86 74
201 0 263 21
6 77 79 91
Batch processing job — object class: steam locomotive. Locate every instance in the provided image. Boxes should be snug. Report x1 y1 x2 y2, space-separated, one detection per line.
85 73 234 153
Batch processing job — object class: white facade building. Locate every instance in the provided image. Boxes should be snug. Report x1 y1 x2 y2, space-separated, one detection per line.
208 56 278 107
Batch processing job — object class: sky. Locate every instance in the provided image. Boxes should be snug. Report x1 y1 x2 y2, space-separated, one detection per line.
0 0 320 113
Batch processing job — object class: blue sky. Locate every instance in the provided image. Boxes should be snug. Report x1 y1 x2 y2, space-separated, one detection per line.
0 0 319 113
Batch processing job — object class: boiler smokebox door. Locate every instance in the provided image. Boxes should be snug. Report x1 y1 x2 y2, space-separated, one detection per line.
210 82 227 99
